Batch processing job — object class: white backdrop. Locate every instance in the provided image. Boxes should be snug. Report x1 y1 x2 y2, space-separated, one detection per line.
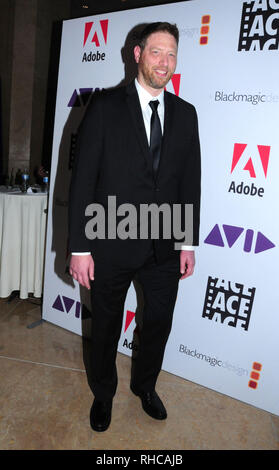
42 0 279 416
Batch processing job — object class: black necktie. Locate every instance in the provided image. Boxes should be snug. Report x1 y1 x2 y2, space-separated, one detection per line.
149 100 162 176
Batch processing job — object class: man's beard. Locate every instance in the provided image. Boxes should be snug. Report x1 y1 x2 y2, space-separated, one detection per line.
140 61 174 90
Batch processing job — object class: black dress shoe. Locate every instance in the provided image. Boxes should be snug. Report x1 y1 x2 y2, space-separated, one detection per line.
131 386 167 420
90 398 112 432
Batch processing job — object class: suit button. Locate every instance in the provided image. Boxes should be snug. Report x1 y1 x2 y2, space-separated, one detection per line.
155 187 160 192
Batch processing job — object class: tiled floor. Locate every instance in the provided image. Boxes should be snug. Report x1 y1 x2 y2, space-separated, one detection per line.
0 297 278 450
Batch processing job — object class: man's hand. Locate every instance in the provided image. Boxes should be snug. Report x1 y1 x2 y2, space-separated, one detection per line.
180 250 195 280
69 254 94 290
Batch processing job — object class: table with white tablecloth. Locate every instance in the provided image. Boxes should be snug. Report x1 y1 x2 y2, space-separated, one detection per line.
0 190 48 299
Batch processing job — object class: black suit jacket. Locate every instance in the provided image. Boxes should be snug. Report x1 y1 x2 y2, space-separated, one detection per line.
68 81 201 265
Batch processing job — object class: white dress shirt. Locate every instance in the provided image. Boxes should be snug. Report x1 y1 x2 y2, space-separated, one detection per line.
72 79 193 254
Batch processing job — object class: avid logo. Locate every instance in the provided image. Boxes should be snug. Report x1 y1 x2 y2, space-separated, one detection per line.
228 143 271 197
82 19 109 62
164 74 181 96
202 276 256 331
67 87 102 107
204 224 275 254
238 0 279 51
52 294 91 320
52 295 81 318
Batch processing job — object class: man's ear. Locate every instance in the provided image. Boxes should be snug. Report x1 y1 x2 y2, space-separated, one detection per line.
134 45 141 64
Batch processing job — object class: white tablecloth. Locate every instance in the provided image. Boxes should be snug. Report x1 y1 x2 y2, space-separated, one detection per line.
0 190 48 299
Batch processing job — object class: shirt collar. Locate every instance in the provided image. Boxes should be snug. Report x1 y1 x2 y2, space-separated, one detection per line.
135 78 164 110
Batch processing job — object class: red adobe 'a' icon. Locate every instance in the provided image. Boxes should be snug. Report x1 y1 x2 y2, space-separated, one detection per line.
164 74 181 96
171 74 181 96
231 143 271 178
124 310 135 333
83 19 109 47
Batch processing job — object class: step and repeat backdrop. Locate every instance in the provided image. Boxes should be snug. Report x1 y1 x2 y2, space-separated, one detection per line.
42 0 279 416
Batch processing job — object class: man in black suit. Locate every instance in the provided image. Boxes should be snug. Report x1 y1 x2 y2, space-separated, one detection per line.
68 22 201 432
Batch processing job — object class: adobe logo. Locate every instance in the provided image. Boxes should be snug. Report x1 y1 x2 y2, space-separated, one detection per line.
231 143 271 179
204 224 275 254
83 19 109 47
228 143 271 197
122 310 138 351
124 310 135 332
165 74 181 96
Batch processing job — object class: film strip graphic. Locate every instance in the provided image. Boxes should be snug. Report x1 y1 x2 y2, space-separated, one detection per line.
238 0 279 51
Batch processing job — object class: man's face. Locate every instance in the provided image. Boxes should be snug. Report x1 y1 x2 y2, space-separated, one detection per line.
134 31 177 95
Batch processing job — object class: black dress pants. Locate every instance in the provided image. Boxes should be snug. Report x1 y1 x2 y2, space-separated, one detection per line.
89 242 181 401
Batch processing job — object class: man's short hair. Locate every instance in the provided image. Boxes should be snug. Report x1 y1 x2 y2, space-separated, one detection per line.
138 22 179 49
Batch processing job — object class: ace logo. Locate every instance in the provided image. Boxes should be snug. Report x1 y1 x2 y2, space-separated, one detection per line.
202 276 256 331
238 0 279 51
228 143 271 197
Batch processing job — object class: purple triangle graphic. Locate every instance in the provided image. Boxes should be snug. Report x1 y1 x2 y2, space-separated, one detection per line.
62 296 75 313
255 232 275 253
223 225 244 247
67 90 81 107
52 295 64 312
204 224 224 247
